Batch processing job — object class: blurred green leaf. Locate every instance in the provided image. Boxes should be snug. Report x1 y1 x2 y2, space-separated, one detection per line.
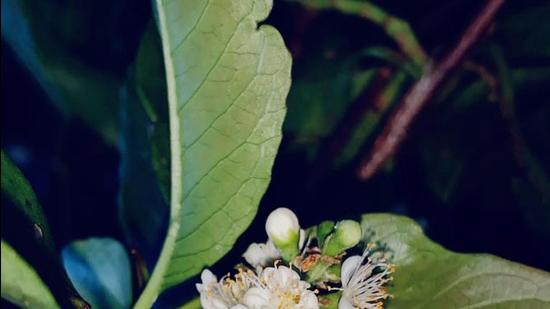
335 71 407 167
285 56 368 146
135 23 171 203
135 23 169 125
1 151 87 308
62 238 132 309
177 298 201 309
361 214 550 308
118 25 169 264
135 1 292 307
291 0 427 65
1 151 51 243
1 0 121 145
1 240 60 308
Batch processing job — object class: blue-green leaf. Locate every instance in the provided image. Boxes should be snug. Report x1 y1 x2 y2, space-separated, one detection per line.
62 238 132 309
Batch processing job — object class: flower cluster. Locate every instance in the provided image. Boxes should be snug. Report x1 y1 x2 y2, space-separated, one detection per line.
197 208 395 309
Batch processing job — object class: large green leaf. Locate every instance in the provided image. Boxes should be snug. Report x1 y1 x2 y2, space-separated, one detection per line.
361 214 550 308
135 0 291 306
1 240 59 308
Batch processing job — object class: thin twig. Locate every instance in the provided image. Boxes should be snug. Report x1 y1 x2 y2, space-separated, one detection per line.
292 0 427 65
357 0 505 180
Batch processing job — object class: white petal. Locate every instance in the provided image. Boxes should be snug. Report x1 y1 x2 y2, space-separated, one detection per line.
265 240 280 258
230 305 248 309
274 266 300 287
195 283 204 293
200 293 210 309
341 255 362 287
298 229 306 249
200 290 231 309
300 290 319 309
210 298 230 309
338 296 355 309
243 243 266 267
243 287 272 308
243 241 281 268
201 269 217 285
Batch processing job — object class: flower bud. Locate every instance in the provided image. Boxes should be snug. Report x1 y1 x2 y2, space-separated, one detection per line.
322 220 361 256
316 220 335 247
265 207 300 261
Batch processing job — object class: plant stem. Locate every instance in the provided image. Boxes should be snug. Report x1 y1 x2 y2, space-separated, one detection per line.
134 0 181 307
291 0 427 65
357 0 505 180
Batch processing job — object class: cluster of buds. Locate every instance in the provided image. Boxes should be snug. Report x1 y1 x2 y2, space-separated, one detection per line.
196 208 395 309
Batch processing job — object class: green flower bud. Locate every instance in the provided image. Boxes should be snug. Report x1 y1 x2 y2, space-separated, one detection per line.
265 207 300 261
316 220 335 247
322 220 361 256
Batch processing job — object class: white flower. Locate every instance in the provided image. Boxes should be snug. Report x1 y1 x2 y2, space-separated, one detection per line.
243 240 281 268
196 269 249 309
242 266 319 309
243 230 307 268
339 245 394 309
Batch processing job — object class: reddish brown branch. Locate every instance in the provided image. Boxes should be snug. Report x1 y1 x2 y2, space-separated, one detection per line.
357 0 505 180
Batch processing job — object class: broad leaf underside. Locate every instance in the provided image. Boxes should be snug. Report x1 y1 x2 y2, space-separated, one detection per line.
153 0 291 292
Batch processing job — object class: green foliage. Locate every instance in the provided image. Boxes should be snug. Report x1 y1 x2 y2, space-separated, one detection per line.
177 298 201 309
62 238 132 309
135 0 292 306
1 0 121 145
135 24 171 203
1 151 51 242
2 0 550 308
361 214 550 307
118 30 169 262
1 240 60 308
1 151 87 308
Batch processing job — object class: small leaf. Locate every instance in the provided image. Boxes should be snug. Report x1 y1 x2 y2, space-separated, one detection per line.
1 151 51 242
1 151 87 308
62 238 132 309
1 240 60 308
361 214 550 307
135 0 292 306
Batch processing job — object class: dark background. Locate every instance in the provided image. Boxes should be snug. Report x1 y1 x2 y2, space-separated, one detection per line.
2 0 549 307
